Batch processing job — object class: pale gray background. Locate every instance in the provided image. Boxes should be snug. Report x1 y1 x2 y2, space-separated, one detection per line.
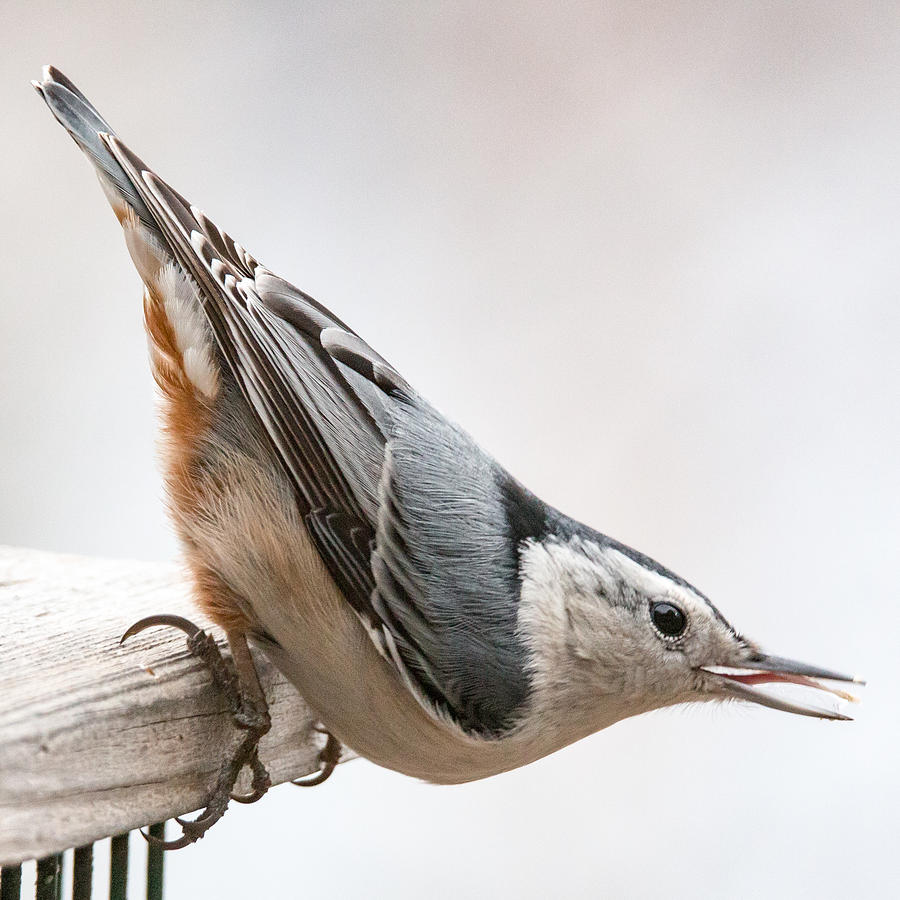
1 2 896 898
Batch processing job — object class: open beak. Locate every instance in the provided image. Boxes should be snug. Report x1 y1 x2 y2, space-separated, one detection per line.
699 654 865 721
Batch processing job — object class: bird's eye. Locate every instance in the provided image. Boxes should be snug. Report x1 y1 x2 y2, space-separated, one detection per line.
650 601 687 638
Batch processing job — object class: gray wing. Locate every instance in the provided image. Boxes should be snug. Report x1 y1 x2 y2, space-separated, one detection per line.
95 132 535 735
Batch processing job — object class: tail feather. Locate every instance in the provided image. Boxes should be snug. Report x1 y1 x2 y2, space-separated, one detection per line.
35 65 224 421
33 65 157 229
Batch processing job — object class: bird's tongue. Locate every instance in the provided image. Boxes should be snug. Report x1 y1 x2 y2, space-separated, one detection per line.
713 668 858 703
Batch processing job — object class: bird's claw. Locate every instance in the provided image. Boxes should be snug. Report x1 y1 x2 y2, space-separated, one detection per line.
121 613 204 644
142 809 219 849
231 749 271 804
292 731 341 787
140 826 196 852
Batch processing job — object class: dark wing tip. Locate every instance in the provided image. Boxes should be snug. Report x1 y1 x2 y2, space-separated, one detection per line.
321 328 409 395
37 65 88 102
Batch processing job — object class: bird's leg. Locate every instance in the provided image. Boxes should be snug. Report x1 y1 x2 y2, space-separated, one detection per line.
121 615 272 849
223 629 272 804
292 729 342 787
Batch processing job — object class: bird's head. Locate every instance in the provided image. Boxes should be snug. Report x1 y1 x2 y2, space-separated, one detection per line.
516 533 861 738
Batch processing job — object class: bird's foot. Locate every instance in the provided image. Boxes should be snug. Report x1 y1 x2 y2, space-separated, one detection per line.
121 615 272 849
292 729 342 787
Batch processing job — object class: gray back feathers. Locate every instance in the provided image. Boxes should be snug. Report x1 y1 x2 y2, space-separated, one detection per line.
367 391 534 734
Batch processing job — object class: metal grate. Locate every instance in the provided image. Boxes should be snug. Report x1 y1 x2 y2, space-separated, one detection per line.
1 824 167 900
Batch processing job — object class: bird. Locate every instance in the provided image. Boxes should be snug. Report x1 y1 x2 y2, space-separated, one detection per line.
34 66 862 849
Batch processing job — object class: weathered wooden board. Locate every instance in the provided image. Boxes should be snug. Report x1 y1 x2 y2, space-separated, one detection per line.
0 546 339 864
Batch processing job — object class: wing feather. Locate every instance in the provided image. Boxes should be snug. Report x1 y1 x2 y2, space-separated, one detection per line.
102 130 530 735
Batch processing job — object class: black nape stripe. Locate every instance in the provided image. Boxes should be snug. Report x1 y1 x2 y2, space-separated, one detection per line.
496 472 734 634
495 472 551 552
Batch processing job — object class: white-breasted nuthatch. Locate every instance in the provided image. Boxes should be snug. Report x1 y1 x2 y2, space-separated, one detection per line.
34 66 862 849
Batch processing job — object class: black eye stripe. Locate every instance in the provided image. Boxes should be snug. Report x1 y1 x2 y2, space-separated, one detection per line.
650 601 687 638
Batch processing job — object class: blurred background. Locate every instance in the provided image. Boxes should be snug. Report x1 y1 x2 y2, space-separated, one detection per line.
1 2 897 897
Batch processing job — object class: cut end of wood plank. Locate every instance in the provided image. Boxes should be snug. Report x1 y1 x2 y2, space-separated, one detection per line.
0 546 344 865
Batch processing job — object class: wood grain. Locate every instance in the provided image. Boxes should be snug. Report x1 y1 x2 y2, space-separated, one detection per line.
0 546 340 864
